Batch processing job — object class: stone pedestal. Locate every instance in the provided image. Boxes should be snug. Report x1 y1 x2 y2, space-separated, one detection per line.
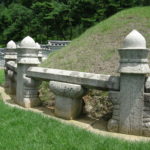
50 81 86 119
16 36 41 108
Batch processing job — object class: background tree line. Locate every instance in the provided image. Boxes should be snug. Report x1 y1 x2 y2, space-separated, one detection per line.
0 0 149 45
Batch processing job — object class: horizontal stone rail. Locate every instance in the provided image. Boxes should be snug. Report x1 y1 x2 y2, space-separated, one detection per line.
26 67 120 91
6 61 17 72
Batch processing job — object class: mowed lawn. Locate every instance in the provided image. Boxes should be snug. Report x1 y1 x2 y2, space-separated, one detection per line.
0 101 148 150
0 69 4 85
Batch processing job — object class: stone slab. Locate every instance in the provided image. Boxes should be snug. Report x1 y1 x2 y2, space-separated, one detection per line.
27 67 120 91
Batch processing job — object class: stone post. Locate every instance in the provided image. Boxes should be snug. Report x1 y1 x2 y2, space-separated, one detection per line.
49 81 86 119
4 41 17 93
36 42 43 62
108 30 150 136
41 49 49 62
7 66 17 95
16 36 41 108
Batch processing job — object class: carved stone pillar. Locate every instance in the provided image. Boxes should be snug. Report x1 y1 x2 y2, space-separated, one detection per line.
4 40 17 92
108 30 150 136
49 81 86 119
16 36 41 108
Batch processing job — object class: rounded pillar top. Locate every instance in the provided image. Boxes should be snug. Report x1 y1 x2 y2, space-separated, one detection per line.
36 42 41 49
118 30 150 74
123 30 146 49
7 40 16 49
20 36 36 48
17 36 40 65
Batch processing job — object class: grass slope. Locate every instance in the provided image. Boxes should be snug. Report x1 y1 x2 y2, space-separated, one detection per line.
0 100 149 150
41 7 150 75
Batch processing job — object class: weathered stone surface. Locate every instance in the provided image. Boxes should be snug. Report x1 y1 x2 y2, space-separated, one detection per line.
6 61 17 72
109 91 119 104
17 48 40 65
118 62 150 74
143 111 150 118
7 40 16 49
117 30 150 136
50 81 85 98
27 67 120 91
143 129 150 137
108 91 119 132
143 94 150 136
143 106 150 111
107 119 118 132
119 74 144 135
5 40 17 60
118 30 150 74
145 78 150 93
123 30 146 49
143 118 150 122
16 66 41 108
20 36 36 48
16 36 41 108
7 69 16 95
50 81 86 119
4 40 17 92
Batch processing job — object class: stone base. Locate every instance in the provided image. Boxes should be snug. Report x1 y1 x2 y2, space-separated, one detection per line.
107 119 119 132
7 87 16 95
16 98 41 108
4 87 9 94
55 96 83 120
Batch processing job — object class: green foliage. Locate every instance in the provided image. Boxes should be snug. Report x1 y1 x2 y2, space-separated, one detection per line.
0 0 150 44
0 3 32 44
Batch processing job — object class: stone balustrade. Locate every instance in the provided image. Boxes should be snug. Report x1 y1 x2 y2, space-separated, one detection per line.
26 67 120 90
4 40 17 94
4 30 150 137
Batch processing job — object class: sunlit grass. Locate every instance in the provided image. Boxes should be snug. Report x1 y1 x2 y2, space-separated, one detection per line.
41 7 150 74
0 100 149 150
0 69 5 85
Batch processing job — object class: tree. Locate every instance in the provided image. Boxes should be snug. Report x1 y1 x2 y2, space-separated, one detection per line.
0 3 33 44
0 0 150 45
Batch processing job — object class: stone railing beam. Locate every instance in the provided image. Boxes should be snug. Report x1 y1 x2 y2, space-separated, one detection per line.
27 67 120 91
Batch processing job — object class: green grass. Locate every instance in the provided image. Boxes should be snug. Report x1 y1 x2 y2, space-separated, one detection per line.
39 6 150 104
41 6 150 75
0 100 149 150
0 69 5 85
